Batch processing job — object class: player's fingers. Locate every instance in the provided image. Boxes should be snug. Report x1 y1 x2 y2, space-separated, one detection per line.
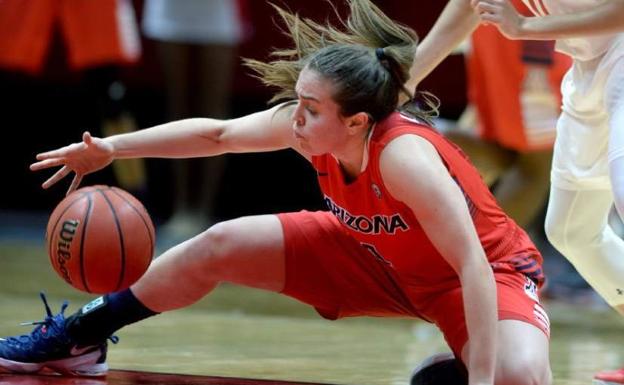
42 166 71 189
36 142 85 161
83 131 92 145
479 13 501 23
475 2 499 14
471 0 495 8
30 158 65 171
67 173 83 195
36 147 69 160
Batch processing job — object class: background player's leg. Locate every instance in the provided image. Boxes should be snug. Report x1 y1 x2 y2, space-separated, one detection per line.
445 131 514 186
606 56 624 232
492 149 552 229
545 187 624 311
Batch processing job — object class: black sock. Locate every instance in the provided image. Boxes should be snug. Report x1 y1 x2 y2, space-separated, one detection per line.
66 289 158 346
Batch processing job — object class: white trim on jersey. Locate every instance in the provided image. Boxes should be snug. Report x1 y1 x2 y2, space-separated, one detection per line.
523 0 549 16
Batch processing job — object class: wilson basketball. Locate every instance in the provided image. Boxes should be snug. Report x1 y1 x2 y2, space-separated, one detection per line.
46 185 155 294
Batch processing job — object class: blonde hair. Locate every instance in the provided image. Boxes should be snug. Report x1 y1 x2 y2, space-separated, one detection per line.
244 0 439 124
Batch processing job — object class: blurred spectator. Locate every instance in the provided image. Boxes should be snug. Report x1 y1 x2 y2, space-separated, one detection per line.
0 0 147 195
142 0 249 240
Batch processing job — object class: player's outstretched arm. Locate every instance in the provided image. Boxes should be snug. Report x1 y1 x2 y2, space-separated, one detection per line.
405 0 479 93
473 0 624 40
30 104 297 194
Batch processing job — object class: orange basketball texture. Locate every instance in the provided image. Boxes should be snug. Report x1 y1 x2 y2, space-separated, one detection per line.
46 185 155 294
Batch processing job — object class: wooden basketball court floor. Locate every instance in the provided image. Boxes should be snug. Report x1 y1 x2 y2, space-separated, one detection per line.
1 239 624 385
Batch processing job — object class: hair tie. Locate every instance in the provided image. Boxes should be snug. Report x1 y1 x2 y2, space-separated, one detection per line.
375 47 385 61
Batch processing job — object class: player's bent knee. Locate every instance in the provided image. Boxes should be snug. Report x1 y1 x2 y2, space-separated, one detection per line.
192 221 240 278
544 216 595 260
544 218 566 252
496 359 551 385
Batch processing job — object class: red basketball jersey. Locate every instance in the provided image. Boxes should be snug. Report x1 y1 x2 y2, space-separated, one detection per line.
312 112 544 299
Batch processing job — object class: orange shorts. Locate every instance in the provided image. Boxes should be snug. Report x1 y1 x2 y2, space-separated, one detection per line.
0 0 140 74
278 210 550 356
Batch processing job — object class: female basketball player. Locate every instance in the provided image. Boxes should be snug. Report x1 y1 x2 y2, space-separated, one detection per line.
5 1 550 384
405 0 624 383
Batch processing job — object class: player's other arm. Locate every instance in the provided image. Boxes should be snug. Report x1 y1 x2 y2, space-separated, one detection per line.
473 0 624 40
379 135 496 385
405 0 479 92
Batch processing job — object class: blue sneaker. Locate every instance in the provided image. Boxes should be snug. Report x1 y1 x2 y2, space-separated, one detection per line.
0 293 116 376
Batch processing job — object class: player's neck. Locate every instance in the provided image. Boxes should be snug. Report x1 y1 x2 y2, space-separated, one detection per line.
333 127 373 180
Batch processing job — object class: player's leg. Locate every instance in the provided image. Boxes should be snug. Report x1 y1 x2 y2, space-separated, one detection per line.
543 92 624 310
544 186 624 311
592 52 624 385
193 44 237 224
467 271 551 385
606 54 624 245
493 149 552 228
65 213 288 343
413 268 551 385
411 319 550 385
0 214 287 375
491 320 551 385
132 214 286 311
445 130 515 186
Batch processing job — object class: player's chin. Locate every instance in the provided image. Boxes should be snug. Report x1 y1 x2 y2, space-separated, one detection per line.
304 147 328 157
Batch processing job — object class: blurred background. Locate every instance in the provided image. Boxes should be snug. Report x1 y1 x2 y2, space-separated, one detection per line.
1 1 622 384
0 0 599 303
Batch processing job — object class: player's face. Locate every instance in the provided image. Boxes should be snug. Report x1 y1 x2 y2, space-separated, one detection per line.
292 68 352 155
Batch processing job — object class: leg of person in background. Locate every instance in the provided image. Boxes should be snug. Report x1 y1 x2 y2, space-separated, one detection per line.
593 55 624 385
85 66 147 197
156 41 237 240
156 41 202 237
492 149 552 229
545 186 624 311
445 131 552 230
445 130 515 187
194 43 237 224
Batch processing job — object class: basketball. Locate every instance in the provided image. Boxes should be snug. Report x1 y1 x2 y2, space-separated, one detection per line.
46 185 155 294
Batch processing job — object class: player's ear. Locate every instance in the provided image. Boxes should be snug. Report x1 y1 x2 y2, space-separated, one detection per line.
345 112 371 136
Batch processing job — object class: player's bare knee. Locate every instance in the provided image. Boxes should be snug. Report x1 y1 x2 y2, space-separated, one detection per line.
198 220 253 279
496 361 550 385
495 365 552 385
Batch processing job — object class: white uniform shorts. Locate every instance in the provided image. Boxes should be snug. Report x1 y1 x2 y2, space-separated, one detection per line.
552 34 624 190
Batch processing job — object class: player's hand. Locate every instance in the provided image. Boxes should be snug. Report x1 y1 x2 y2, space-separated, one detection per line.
30 131 115 195
471 0 524 39
399 76 419 106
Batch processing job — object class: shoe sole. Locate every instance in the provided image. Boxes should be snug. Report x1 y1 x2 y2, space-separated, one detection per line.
410 352 456 379
594 380 624 385
0 350 108 377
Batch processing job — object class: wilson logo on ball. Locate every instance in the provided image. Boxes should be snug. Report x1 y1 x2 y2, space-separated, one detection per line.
56 219 80 285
